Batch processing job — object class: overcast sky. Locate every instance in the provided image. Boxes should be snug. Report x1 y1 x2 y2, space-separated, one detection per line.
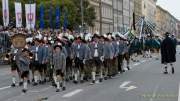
157 0 180 20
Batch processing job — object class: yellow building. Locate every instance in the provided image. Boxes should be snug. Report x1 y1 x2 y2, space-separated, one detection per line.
155 6 178 36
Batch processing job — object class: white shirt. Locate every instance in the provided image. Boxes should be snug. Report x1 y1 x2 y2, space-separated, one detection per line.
35 46 39 61
77 44 80 58
13 49 18 60
94 43 98 57
117 41 120 45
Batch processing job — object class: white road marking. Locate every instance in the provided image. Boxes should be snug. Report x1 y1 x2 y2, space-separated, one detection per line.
0 86 11 90
178 83 180 101
133 63 141 66
126 86 137 91
62 89 83 98
120 81 131 88
141 60 146 63
120 81 137 91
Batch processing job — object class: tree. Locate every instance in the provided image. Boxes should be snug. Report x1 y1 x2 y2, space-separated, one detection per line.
72 0 96 27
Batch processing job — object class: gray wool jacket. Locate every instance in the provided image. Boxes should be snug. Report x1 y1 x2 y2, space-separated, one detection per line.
89 42 104 58
103 42 114 59
53 52 66 72
18 56 30 72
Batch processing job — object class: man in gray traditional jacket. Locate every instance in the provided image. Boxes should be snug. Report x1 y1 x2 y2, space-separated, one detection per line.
89 35 104 83
18 48 30 93
53 45 66 92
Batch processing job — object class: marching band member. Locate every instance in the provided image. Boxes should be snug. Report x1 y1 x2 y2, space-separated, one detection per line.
18 48 30 93
53 45 66 92
31 39 45 86
72 37 86 84
116 35 125 73
103 37 114 80
9 47 22 87
89 34 104 83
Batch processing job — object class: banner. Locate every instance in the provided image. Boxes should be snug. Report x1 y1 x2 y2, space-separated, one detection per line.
2 0 9 27
39 4 44 29
25 3 36 30
15 2 22 28
55 6 60 29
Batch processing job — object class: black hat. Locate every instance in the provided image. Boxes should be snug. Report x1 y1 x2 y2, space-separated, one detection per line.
54 45 62 50
165 32 170 37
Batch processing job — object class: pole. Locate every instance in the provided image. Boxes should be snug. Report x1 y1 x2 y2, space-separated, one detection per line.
139 17 144 40
81 0 84 33
29 0 32 31
117 0 119 32
122 0 124 33
112 0 114 32
129 0 131 27
99 0 102 35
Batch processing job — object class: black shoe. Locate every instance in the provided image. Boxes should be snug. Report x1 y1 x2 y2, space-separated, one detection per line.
104 77 107 80
65 78 69 82
32 79 34 82
172 67 175 74
99 78 103 82
127 66 130 70
22 89 27 93
19 82 23 86
11 83 16 87
84 77 89 81
69 76 73 80
73 80 78 84
33 82 38 86
163 71 168 74
62 87 66 91
39 81 43 84
56 89 60 92
92 80 95 84
164 67 168 74
43 79 47 83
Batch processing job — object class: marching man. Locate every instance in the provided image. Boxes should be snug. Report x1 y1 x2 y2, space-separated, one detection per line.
18 48 30 93
53 45 66 92
161 32 176 74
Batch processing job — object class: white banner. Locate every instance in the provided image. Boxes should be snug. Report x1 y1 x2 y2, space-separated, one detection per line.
2 0 9 27
25 3 36 30
15 2 22 28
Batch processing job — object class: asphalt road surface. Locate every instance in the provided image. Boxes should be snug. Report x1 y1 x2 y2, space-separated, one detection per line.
0 50 180 101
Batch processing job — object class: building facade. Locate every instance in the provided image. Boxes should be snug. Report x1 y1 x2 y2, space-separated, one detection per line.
88 0 134 34
177 21 180 38
155 6 178 36
134 0 157 23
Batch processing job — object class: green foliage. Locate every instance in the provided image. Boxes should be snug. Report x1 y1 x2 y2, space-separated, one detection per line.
0 0 96 30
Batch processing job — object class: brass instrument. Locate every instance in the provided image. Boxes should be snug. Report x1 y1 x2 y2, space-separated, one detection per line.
11 34 26 49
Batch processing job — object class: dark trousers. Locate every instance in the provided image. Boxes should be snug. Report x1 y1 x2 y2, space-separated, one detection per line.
75 58 84 73
118 54 124 72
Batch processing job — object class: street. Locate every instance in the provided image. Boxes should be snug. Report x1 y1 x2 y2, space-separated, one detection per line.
0 51 180 101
